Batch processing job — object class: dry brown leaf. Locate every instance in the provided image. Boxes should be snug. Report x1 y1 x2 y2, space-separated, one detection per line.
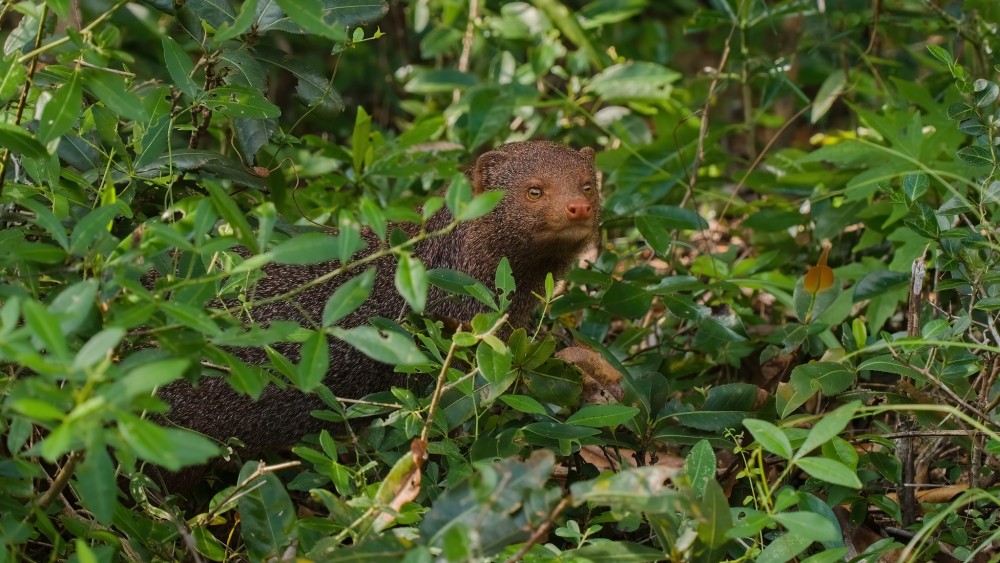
555 347 624 403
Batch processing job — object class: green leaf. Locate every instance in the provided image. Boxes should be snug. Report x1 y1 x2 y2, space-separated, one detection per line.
973 78 999 107
395 253 428 314
270 232 340 265
600 281 653 318
743 418 793 459
38 71 82 143
957 145 993 167
773 511 839 543
795 456 862 488
811 70 846 123
926 44 953 66
214 0 259 42
0 123 48 158
466 87 514 150
852 270 910 301
76 448 117 525
205 85 281 119
456 190 505 221
477 343 515 399
445 173 473 216
23 300 70 359
81 69 149 122
238 461 298 560
115 359 189 401
331 326 428 365
274 0 349 41
498 394 548 415
795 401 859 460
193 528 228 561
0 54 27 103
294 330 328 392
352 106 371 177
69 205 119 256
9 398 65 422
205 184 258 253
161 35 199 98
902 172 928 203
161 301 221 337
73 328 125 371
322 268 375 327
569 465 681 513
684 439 716 499
756 532 812 563
118 414 219 471
586 62 681 102
566 404 639 428
17 198 69 250
428 268 498 310
947 102 974 120
672 382 758 431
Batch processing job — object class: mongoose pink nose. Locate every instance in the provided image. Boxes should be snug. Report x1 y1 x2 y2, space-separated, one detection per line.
566 200 593 221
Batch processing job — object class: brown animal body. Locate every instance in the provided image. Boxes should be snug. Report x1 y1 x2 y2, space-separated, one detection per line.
159 141 600 459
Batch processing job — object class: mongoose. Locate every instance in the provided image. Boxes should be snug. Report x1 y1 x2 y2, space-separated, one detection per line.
158 141 600 460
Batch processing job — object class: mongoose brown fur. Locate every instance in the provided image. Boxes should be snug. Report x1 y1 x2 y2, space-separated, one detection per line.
158 141 600 461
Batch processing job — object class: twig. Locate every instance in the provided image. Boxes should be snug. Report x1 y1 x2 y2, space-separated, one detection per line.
453 0 479 103
35 452 82 510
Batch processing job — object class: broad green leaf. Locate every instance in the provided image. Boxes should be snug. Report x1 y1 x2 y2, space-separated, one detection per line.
569 465 681 513
161 35 199 98
193 528 228 561
466 87 514 150
0 123 47 159
395 253 428 314
743 418 793 459
672 382 758 431
773 511 839 543
925 44 953 66
238 461 298 560
118 414 219 471
38 71 81 143
428 268 498 310
795 401 859 459
947 102 974 120
69 205 119 256
957 145 993 167
586 61 681 102
332 326 428 365
566 404 639 428
698 478 732 548
270 232 340 265
684 439 716 499
23 300 70 359
600 281 653 318
274 0 349 41
795 456 862 488
569 542 666 562
294 330 328 392
973 78 999 107
445 173 473 216
477 343 514 395
756 532 811 563
115 359 189 401
73 328 126 371
49 279 98 334
790 362 854 395
456 190 505 221
322 268 376 327
76 448 117 525
205 85 281 119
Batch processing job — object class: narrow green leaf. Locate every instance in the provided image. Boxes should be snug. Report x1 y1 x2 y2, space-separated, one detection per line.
38 71 82 143
352 106 371 177
81 69 148 122
498 394 548 416
205 184 258 253
118 414 219 471
271 232 340 265
205 85 281 119
274 0 349 41
456 190 504 221
0 54 27 103
162 35 199 98
69 205 119 256
161 301 222 337
294 330 329 392
214 0 259 42
566 404 639 428
73 327 125 371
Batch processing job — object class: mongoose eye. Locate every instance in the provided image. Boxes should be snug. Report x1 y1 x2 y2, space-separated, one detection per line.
527 187 543 200
581 184 592 193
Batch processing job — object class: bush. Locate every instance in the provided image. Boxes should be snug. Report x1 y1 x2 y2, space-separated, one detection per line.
3 0 1000 561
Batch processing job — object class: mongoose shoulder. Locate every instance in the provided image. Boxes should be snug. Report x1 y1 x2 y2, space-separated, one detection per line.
159 140 601 457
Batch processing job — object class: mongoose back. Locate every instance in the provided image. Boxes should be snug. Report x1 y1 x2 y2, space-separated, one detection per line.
159 141 600 458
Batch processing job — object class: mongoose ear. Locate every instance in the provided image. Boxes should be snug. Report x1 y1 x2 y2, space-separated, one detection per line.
472 150 507 192
579 147 596 162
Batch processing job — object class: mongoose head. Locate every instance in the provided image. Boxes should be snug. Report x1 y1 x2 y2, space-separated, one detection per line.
470 141 601 257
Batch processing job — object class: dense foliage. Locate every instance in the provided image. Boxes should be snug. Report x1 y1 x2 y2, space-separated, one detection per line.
2 0 1000 561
